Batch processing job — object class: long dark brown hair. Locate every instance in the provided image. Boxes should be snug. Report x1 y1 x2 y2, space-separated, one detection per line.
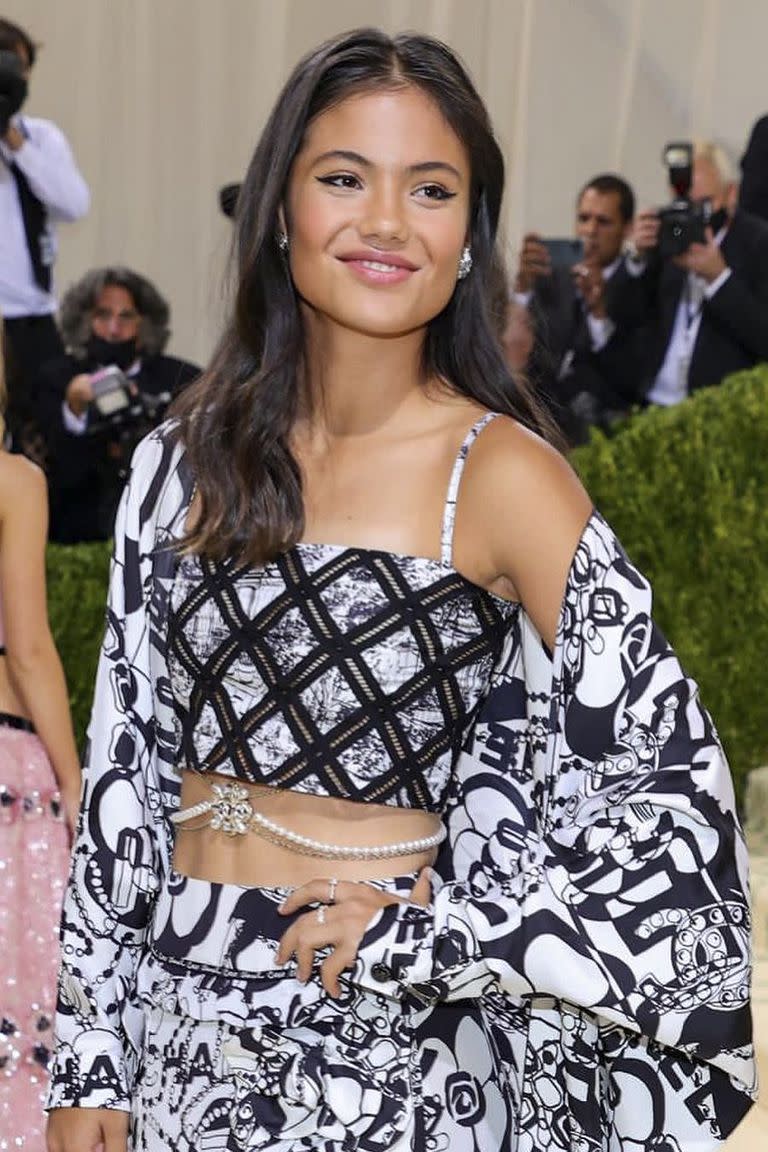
173 27 552 563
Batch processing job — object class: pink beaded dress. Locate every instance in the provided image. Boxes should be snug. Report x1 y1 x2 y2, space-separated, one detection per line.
0 597 70 1152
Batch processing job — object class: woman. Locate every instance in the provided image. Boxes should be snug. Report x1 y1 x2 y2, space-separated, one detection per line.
34 267 200 543
46 29 755 1152
0 318 81 1149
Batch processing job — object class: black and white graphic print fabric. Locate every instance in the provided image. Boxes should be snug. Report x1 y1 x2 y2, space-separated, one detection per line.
47 425 757 1150
129 870 503 1152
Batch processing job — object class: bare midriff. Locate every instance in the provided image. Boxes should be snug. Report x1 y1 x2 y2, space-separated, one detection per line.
172 768 442 887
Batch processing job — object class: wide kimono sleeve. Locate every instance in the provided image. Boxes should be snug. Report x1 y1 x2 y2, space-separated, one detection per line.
354 511 757 1144
46 433 175 1111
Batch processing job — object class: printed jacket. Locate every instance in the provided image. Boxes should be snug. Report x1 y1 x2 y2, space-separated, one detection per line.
47 427 757 1149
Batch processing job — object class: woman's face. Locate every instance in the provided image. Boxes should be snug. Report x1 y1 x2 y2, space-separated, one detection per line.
285 85 471 339
91 285 141 344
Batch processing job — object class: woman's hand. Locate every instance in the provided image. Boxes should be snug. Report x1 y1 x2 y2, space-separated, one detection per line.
47 1106 129 1152
277 868 432 997
59 781 82 842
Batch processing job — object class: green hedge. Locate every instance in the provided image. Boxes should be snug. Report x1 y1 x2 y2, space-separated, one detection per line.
47 539 111 749
572 366 768 804
47 368 768 802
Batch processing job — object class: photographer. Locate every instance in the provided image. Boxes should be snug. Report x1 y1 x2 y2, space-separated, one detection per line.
621 141 768 406
0 18 89 447
513 174 645 445
35 268 199 543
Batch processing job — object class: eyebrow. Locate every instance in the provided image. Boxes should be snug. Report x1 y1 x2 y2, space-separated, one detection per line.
578 211 614 224
311 149 463 181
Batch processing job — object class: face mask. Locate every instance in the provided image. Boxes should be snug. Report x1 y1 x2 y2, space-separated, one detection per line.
86 335 138 370
0 50 28 134
708 206 729 235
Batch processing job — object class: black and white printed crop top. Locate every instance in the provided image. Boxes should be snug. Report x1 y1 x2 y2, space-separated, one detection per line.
167 413 519 814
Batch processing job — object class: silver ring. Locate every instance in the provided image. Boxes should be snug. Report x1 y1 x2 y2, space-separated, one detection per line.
317 906 326 925
328 877 338 904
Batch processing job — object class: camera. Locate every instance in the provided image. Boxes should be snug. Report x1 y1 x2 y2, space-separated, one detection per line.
657 142 712 258
89 366 133 418
0 49 27 135
87 365 171 447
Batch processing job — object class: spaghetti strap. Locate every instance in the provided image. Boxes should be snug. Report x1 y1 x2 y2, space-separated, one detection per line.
440 412 500 565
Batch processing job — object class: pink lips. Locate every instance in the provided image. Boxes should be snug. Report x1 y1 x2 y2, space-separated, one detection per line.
337 251 419 285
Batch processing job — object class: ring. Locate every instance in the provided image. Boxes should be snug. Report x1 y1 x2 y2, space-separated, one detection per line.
328 877 338 904
317 906 326 925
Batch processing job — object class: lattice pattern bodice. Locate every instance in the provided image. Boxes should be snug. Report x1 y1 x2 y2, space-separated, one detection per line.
167 541 517 811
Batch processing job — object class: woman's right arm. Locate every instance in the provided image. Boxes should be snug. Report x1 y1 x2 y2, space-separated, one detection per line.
46 436 169 1150
0 458 81 828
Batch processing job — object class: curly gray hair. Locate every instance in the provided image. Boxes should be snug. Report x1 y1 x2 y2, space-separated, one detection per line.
59 267 171 359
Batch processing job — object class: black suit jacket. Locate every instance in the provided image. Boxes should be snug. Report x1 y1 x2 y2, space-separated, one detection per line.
613 209 768 396
527 264 645 443
36 352 200 543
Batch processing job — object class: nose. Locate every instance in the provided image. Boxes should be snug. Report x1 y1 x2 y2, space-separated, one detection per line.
107 316 123 338
359 177 408 245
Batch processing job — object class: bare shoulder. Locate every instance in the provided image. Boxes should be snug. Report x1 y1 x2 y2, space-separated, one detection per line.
457 416 593 645
0 453 47 519
462 414 592 524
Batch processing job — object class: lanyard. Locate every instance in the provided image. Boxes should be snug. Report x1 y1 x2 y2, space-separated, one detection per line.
684 274 705 332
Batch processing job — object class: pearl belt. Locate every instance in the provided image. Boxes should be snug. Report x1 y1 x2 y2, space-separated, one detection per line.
170 781 446 861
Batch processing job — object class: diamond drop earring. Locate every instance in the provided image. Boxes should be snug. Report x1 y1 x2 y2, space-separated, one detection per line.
457 246 473 280
277 232 289 254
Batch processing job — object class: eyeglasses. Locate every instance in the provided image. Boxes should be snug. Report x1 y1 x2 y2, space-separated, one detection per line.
92 308 139 323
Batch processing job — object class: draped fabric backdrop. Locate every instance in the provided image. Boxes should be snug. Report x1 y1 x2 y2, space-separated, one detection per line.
6 0 766 366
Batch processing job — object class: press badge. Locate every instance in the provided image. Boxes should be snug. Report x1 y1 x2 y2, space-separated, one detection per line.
40 229 55 268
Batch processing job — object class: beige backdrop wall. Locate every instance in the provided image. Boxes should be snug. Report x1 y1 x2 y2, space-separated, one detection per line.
6 0 767 367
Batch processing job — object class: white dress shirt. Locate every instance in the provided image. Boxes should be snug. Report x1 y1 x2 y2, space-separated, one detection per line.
643 228 730 407
0 115 90 317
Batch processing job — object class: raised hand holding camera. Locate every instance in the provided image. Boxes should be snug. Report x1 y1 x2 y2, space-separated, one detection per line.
629 209 661 259
63 373 95 419
673 226 727 282
64 366 138 426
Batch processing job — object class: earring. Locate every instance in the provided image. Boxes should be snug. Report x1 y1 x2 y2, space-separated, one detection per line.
457 246 472 280
277 232 289 254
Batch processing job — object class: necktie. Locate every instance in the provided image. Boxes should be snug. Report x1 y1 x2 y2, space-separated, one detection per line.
8 159 51 292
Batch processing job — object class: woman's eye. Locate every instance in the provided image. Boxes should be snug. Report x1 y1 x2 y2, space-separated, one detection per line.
316 173 362 190
415 184 456 202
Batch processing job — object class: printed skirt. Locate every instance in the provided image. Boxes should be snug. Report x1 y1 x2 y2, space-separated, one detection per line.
0 717 70 1152
132 869 513 1151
